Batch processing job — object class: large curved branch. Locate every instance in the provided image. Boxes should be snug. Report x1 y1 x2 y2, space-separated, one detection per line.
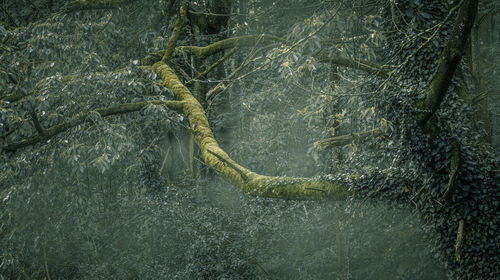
2 100 183 152
152 61 353 200
417 0 478 125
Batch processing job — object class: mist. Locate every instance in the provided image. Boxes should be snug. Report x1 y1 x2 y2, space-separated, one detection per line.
1 0 498 279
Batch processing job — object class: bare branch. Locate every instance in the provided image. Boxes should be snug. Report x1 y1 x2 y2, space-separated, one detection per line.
187 47 238 84
3 100 183 152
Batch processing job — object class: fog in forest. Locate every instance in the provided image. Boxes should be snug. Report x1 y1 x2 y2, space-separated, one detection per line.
1 0 498 279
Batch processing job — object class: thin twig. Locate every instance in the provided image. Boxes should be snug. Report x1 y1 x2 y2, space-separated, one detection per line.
305 187 326 193
187 46 238 84
207 149 249 182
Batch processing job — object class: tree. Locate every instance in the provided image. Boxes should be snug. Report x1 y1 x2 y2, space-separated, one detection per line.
1 0 498 279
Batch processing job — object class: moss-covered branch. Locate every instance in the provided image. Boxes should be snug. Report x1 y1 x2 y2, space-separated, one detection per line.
143 34 388 82
63 0 132 12
315 128 385 150
161 0 188 63
152 61 353 200
417 0 478 125
178 34 285 59
2 100 183 152
142 34 285 66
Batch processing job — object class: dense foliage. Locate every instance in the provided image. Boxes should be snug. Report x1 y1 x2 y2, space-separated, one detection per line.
1 0 499 279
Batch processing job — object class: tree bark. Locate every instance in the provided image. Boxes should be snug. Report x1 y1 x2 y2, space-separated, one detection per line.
152 61 353 200
417 0 478 126
140 35 284 66
2 100 183 151
162 0 188 63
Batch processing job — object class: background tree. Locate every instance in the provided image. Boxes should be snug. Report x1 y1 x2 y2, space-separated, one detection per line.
1 0 498 279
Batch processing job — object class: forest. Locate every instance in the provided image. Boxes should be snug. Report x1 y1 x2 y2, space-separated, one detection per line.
0 0 499 279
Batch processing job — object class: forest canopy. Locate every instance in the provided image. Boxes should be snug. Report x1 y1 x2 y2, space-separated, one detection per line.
1 0 499 279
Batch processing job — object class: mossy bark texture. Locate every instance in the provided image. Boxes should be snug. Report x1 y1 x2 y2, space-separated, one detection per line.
161 0 188 63
152 61 353 200
142 35 285 66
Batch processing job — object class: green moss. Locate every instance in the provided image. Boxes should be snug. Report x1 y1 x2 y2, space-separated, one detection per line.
152 61 353 200
161 0 188 63
177 35 285 59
